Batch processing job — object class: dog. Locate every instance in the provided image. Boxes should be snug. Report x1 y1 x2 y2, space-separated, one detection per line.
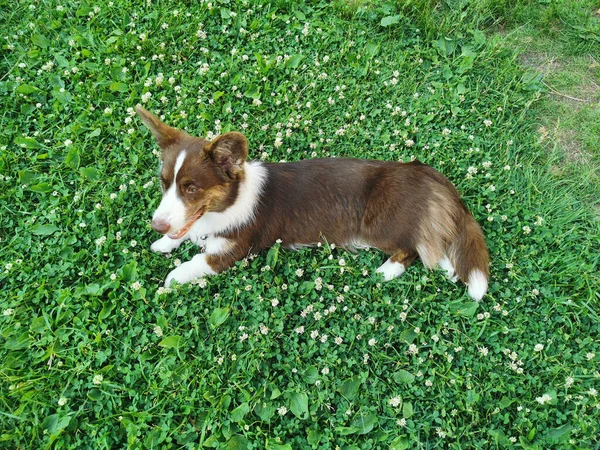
136 106 489 300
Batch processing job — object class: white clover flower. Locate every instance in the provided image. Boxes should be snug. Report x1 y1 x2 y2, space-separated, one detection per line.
153 325 163 337
131 281 142 291
389 396 401 407
534 344 544 352
58 396 68 406
92 374 103 385
535 394 552 405
484 119 492 127
277 406 288 416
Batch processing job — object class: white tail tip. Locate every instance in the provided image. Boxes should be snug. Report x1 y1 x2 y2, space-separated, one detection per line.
468 269 488 301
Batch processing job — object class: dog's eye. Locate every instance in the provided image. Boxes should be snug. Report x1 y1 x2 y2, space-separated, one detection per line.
186 185 198 194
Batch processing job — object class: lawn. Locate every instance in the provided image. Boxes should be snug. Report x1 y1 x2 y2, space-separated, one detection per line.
1 0 599 448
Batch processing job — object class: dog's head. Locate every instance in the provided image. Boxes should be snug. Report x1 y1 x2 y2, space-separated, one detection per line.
136 106 248 239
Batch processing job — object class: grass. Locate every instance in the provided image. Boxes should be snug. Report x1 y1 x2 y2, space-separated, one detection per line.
1 0 599 448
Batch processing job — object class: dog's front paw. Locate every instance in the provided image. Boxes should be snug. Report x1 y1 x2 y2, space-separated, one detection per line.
163 254 216 287
164 266 192 287
151 235 180 254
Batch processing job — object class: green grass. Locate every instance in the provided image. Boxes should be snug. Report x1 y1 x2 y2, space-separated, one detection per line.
1 0 599 448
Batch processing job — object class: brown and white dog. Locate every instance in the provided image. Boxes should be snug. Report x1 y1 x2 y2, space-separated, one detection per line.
137 106 490 300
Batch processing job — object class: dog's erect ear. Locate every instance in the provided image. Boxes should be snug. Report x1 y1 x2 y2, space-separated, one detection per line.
204 132 249 178
136 105 186 149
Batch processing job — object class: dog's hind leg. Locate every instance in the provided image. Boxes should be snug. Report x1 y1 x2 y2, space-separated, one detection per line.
376 249 417 281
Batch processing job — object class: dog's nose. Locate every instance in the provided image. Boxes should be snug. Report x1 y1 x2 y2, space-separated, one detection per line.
151 219 170 234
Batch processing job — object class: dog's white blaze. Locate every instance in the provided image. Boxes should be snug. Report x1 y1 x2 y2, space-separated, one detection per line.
188 161 267 239
164 253 216 287
205 236 232 255
468 269 488 301
153 150 187 230
376 258 405 281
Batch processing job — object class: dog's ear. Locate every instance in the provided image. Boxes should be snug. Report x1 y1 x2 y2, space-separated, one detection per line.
136 105 186 149
204 132 249 179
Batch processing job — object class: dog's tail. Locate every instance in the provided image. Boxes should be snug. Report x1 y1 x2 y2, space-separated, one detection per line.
448 211 490 301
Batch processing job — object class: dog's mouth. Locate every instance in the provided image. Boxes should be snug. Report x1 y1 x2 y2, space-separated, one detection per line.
168 207 205 240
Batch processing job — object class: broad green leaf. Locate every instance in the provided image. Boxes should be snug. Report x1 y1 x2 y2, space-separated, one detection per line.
451 301 479 317
4 332 30 350
231 402 250 422
390 436 410 450
80 167 100 180
393 369 415 385
402 402 413 418
351 412 377 434
335 426 359 436
398 328 417 344
302 366 318 384
307 428 322 445
244 84 261 100
89 128 101 138
41 414 71 436
288 392 308 420
17 84 39 94
225 434 250 450
99 302 114 320
31 224 59 235
365 42 379 56
14 136 41 148
30 182 53 193
380 15 401 27
121 261 137 281
338 376 361 400
489 429 510 445
31 34 51 48
294 10 306 20
434 37 456 57
30 316 48 333
285 54 304 69
266 245 279 268
547 424 573 442
65 147 80 169
159 336 183 348
298 281 314 293
109 82 128 92
209 307 230 328
266 441 292 450
87 389 102 401
19 169 37 184
254 402 276 422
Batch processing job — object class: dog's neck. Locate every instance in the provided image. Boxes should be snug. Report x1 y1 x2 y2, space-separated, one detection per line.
188 161 267 239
